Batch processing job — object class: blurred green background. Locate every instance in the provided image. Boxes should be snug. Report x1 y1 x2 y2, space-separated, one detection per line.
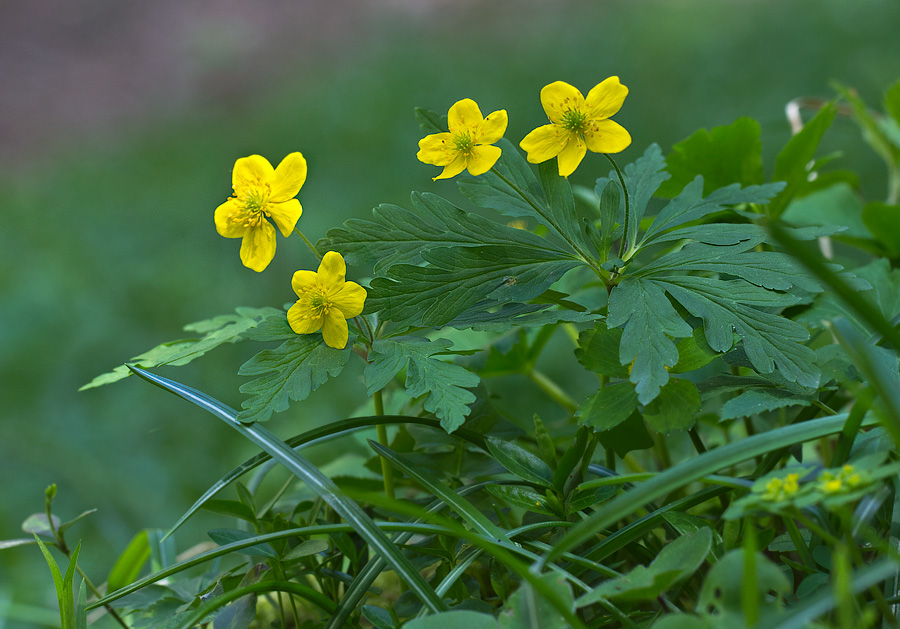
2 0 899 623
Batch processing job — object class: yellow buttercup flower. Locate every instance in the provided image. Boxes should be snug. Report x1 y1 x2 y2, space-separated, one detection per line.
520 77 632 177
215 153 307 272
417 99 508 180
287 251 367 349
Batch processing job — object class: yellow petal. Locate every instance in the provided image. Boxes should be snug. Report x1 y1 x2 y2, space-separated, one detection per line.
330 281 367 318
321 310 349 349
288 302 324 334
556 136 587 178
585 77 628 120
447 98 484 134
433 153 468 180
214 199 247 238
540 81 585 124
476 110 508 145
466 145 502 176
239 223 277 272
233 155 274 192
417 133 455 166
267 199 302 237
270 152 307 202
291 269 319 296
317 251 346 288
520 124 569 164
584 119 632 154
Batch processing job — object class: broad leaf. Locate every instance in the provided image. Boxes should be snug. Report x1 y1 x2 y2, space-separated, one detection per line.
498 573 575 629
643 379 701 433
238 319 352 423
575 322 629 379
576 382 639 431
485 436 554 488
719 388 813 421
365 337 479 433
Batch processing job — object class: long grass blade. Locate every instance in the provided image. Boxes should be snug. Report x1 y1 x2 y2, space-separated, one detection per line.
128 366 448 614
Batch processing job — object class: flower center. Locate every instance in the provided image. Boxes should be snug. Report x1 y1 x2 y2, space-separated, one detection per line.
561 109 588 133
231 183 272 228
299 287 333 319
453 132 475 156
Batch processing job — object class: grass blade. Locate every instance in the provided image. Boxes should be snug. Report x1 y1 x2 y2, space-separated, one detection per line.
128 366 448 614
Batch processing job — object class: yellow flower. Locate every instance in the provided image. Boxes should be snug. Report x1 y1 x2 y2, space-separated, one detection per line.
761 473 800 502
417 99 508 180
287 251 367 349
520 77 631 177
215 153 307 272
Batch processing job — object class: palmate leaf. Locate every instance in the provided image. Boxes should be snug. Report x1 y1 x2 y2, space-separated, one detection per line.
365 337 479 433
80 307 282 390
237 317 352 423
366 245 580 328
320 191 569 273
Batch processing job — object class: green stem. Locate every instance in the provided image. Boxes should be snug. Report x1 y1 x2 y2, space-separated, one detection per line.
373 390 395 500
293 227 322 261
783 516 817 572
489 167 603 276
603 154 631 262
528 370 578 414
688 428 708 455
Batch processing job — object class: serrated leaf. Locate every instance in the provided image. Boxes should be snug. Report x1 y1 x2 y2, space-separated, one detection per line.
366 245 580 328
237 335 351 423
658 117 764 197
578 528 712 605
719 388 813 421
643 378 701 433
607 277 692 404
485 436 554 488
658 275 819 387
80 307 282 390
576 382 639 431
365 337 479 433
537 159 584 248
415 107 447 134
321 192 569 274
446 301 596 332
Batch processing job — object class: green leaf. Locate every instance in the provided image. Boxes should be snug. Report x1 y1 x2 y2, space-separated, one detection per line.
322 192 569 274
237 331 351 423
658 117 764 197
537 159 584 249
781 183 871 239
596 412 655 458
607 277 692 403
107 530 151 593
22 513 60 538
366 245 580 328
594 179 622 260
201 500 257 524
769 102 838 217
207 529 277 559
485 436 554 488
697 549 790 616
365 337 479 433
415 107 447 134
577 528 711 604
80 307 282 390
834 81 900 166
406 610 498 629
485 484 558 517
498 573 575 629
643 379 701 433
671 327 720 374
862 202 900 256
566 486 618 514
575 382 639 431
719 388 813 421
283 539 329 560
129 366 447 615
446 301 596 332
575 322 629 378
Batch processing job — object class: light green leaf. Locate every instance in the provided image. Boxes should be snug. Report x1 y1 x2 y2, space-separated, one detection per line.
283 539 329 560
365 337 479 433
107 530 150 593
406 610 498 629
607 277 692 404
366 245 580 328
671 327 721 374
575 382 639 431
237 327 352 423
499 573 575 629
658 117 764 197
781 183 871 239
485 484 558 517
697 549 790 616
577 528 712 604
80 307 282 390
643 379 701 433
862 202 900 256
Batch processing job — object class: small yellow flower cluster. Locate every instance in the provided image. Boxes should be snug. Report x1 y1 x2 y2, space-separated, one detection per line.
761 473 801 503
417 78 631 180
818 465 863 494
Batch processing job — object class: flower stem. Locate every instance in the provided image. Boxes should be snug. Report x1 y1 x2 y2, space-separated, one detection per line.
373 390 395 500
602 154 631 262
528 369 578 414
293 227 322 261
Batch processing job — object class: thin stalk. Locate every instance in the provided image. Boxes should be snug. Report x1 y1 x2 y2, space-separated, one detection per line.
688 427 708 455
528 370 578 414
373 390 395 500
783 516 817 572
603 154 631 261
293 227 322 260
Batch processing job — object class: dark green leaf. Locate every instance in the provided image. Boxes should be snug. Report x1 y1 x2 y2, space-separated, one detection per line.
485 484 557 516
200 500 257 524
719 388 813 421
284 539 329 560
862 202 900 256
446 301 596 332
237 334 351 423
643 379 701 433
538 159 584 249
575 322 628 378
498 573 574 629
658 117 764 197
486 436 554 488
406 610 498 629
596 412 655 458
365 337 479 433
362 605 395 629
576 382 639 431
207 529 277 559
566 486 618 514
415 107 447 134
